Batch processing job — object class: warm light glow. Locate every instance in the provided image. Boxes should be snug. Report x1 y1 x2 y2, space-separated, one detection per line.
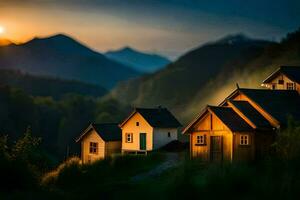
0 26 5 34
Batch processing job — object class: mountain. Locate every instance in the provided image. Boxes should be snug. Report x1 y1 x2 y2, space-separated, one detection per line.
0 69 107 99
109 34 276 123
0 34 141 88
0 38 12 46
105 47 171 72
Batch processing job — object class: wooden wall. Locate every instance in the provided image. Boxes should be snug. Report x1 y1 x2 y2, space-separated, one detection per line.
265 73 300 93
81 129 105 164
190 112 233 162
121 112 153 152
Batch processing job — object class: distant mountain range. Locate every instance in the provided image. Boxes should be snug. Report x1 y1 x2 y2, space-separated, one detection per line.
0 34 141 88
0 69 107 99
105 47 170 73
109 33 283 122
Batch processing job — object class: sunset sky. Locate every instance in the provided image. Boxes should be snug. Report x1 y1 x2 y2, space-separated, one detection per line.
0 0 300 59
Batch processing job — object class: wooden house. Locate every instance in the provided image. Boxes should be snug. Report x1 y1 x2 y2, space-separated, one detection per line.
262 66 300 93
184 84 300 162
119 107 182 154
76 123 121 163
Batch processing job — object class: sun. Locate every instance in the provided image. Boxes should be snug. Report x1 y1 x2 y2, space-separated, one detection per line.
0 26 5 34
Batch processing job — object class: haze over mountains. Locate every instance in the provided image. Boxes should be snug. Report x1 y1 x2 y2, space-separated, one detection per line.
109 31 300 122
0 34 141 89
105 47 171 73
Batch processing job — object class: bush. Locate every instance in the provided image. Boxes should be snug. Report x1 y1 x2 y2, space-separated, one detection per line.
41 157 81 187
273 117 300 160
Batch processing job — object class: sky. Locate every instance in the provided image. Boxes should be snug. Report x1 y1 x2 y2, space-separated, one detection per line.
0 0 300 59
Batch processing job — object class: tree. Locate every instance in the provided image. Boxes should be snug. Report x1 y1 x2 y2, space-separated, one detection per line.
12 126 42 165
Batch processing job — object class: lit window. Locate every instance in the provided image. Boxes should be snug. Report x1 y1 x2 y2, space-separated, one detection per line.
240 135 249 145
126 133 133 143
168 132 171 137
89 142 98 154
287 83 295 90
136 122 139 126
196 135 205 145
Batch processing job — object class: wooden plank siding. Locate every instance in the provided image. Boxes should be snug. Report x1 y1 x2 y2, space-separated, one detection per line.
190 112 233 162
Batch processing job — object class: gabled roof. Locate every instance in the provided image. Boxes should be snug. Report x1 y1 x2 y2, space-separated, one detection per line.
119 107 182 128
209 106 253 132
76 123 121 142
183 105 253 134
223 88 300 126
263 66 300 84
229 100 272 130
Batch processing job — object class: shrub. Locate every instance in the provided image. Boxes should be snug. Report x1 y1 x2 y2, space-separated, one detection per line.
41 156 81 187
273 117 300 160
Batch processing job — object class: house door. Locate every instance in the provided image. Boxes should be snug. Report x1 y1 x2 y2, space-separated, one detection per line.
140 133 146 150
210 136 223 162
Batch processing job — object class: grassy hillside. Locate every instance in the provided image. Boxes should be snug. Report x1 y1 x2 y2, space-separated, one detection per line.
0 69 107 99
110 30 300 124
2 120 300 199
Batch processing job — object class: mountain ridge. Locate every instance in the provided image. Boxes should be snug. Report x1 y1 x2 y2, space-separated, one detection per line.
105 46 170 72
108 33 276 123
0 34 141 88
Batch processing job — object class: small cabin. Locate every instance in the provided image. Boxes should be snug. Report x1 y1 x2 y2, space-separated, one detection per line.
76 123 121 163
183 87 300 162
262 66 300 93
119 107 182 154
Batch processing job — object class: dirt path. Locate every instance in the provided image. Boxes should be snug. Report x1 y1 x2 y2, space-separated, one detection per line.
130 153 181 182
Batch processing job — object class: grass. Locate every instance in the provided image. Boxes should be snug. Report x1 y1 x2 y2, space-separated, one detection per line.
3 151 300 200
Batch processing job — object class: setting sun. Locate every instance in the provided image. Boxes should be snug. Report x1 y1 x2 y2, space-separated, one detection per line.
0 26 5 34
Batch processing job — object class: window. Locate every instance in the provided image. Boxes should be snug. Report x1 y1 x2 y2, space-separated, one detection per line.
136 122 139 126
240 135 249 145
287 82 295 90
125 133 133 143
89 142 98 154
196 135 206 145
167 132 171 137
278 79 284 85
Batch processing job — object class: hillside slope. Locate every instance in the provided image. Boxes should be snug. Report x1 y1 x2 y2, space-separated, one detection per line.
109 34 274 122
0 69 107 99
0 34 140 88
105 47 170 72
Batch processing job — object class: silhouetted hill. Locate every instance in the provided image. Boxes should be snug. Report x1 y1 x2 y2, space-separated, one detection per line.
0 38 12 46
0 69 107 99
0 34 141 88
109 34 273 123
105 46 170 72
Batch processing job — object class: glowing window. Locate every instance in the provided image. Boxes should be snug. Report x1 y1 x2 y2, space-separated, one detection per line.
287 83 295 90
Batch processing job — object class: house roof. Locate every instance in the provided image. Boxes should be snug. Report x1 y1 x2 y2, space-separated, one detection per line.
229 100 273 130
76 123 121 142
209 106 253 132
119 107 182 128
263 66 300 84
224 88 300 126
182 105 253 134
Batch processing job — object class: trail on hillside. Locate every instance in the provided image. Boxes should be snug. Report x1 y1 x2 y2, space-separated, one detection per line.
130 153 181 182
